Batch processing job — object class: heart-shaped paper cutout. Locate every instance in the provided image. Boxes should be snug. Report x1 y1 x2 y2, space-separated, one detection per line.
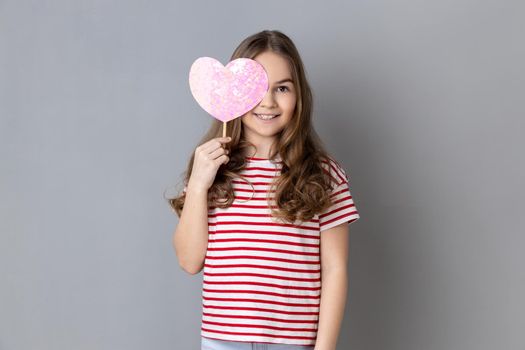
189 57 269 122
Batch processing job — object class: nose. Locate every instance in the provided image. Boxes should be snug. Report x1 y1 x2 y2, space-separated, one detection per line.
258 88 277 108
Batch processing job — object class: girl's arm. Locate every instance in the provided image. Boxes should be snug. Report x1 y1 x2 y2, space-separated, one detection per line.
315 223 350 350
172 185 209 274
172 137 231 275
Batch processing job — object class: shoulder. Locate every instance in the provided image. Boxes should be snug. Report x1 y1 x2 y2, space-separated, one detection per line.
319 155 349 188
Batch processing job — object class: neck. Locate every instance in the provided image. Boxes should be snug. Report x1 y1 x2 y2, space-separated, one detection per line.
242 135 278 159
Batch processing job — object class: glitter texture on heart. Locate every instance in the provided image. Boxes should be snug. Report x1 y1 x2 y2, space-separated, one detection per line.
189 57 269 122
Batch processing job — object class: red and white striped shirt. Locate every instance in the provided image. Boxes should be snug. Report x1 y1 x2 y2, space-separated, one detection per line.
187 155 360 346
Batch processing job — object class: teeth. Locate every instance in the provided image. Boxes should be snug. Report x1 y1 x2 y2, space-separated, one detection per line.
256 114 279 120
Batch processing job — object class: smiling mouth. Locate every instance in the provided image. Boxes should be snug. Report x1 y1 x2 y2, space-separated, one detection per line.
254 113 281 120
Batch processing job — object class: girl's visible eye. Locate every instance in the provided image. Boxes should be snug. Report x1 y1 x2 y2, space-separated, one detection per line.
276 86 289 93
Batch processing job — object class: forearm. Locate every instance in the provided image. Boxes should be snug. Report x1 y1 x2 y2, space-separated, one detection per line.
172 185 209 274
315 267 348 350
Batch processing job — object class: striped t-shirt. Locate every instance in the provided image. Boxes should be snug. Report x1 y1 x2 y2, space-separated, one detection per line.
186 155 360 346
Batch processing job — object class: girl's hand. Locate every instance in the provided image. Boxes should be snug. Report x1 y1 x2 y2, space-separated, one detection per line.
186 137 231 193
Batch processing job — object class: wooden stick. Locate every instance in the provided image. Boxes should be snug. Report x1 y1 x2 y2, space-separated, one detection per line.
223 121 227 138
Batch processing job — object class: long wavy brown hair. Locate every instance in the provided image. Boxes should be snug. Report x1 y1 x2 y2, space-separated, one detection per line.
165 30 344 224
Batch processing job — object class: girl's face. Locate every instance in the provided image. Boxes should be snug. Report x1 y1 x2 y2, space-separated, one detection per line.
241 51 297 146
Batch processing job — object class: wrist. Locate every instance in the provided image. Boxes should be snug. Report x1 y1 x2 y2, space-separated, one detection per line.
186 182 209 195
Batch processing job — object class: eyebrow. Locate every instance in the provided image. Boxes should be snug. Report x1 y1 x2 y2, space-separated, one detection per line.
273 78 294 84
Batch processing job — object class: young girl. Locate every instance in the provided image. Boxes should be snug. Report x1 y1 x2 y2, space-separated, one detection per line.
168 30 360 350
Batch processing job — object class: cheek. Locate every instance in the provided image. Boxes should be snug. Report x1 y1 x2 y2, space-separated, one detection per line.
278 94 297 113
240 114 248 126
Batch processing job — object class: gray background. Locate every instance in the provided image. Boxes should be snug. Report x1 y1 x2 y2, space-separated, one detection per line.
1 1 524 349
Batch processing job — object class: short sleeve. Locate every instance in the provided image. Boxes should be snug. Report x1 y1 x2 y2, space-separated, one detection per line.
319 158 360 232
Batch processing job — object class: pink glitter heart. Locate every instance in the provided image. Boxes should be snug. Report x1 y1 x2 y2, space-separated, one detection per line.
189 57 269 122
